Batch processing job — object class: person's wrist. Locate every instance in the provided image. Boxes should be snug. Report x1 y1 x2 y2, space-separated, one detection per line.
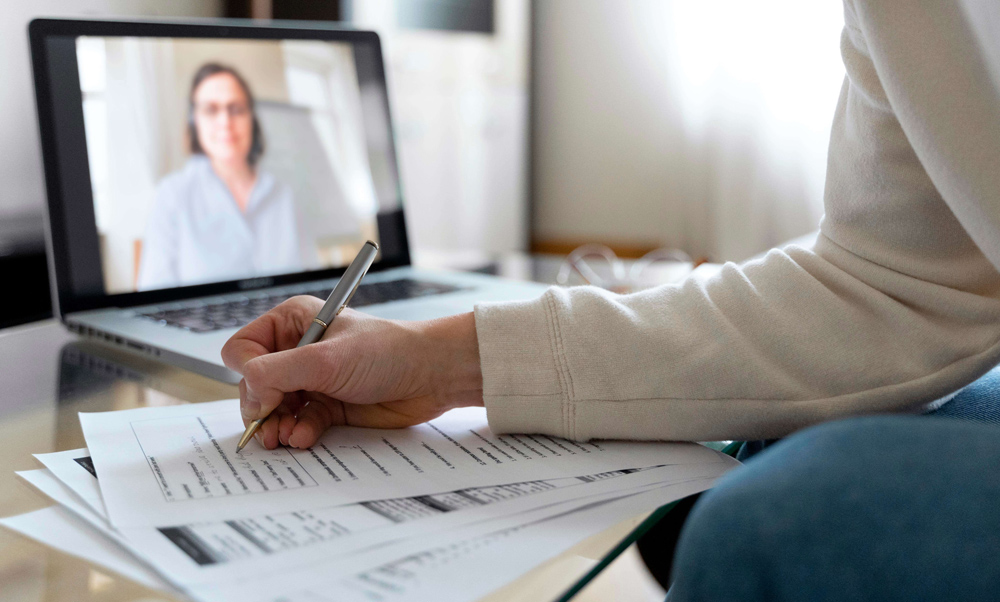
420 312 483 409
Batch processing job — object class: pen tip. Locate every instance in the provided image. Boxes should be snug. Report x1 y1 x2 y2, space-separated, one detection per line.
235 444 243 454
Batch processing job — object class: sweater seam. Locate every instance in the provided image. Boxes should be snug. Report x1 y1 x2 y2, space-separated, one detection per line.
543 292 572 438
548 293 577 439
555 295 578 439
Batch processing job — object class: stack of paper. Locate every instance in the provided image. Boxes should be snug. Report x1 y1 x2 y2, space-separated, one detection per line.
3 399 739 601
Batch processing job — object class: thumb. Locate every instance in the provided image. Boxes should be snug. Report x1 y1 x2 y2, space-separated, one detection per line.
240 344 333 422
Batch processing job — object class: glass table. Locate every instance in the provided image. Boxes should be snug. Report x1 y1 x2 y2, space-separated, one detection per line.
0 254 730 601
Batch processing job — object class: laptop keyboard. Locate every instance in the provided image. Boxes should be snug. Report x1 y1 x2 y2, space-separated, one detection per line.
136 278 464 333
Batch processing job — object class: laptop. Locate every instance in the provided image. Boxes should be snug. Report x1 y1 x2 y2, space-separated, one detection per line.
29 18 546 383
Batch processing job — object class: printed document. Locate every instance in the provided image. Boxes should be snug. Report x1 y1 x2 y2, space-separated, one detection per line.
81 400 722 528
10 466 722 602
33 447 105 515
31 447 736 586
188 476 721 602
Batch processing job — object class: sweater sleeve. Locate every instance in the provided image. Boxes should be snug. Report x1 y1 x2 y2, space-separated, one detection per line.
474 0 1000 442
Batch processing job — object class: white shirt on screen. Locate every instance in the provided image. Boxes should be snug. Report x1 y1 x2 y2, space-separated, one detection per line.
136 156 316 291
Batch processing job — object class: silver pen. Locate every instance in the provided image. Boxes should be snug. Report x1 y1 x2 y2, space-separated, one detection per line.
235 240 380 453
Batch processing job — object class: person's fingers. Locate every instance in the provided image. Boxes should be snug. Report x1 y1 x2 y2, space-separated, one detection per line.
239 384 301 450
241 342 342 421
258 412 282 450
288 399 342 449
278 411 298 447
222 296 325 375
258 401 297 447
277 391 307 443
239 379 250 428
239 375 268 426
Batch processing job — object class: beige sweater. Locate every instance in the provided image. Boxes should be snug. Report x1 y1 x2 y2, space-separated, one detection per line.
474 0 1000 442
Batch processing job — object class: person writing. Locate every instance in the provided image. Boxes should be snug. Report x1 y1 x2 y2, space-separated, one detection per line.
137 63 313 291
222 0 1000 598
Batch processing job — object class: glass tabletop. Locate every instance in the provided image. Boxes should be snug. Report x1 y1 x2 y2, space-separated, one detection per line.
0 321 688 602
0 244 736 602
0 321 236 602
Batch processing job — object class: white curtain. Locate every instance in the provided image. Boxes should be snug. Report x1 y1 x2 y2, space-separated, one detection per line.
663 1 845 260
532 0 845 263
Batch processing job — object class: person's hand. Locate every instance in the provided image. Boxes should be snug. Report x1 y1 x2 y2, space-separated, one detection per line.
221 296 483 450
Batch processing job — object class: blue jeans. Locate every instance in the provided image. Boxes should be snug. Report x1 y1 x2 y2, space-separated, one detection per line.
668 368 1000 601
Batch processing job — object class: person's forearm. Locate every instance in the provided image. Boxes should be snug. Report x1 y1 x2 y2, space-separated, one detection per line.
472 237 1000 442
421 312 484 409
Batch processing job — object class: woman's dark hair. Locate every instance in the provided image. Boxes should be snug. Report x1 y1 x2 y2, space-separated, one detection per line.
188 63 265 166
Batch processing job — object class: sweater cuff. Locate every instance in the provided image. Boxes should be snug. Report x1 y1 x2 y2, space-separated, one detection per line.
474 291 570 438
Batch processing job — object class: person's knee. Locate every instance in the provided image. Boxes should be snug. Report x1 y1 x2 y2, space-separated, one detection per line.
667 417 893 600
666 423 843 599
670 415 1000 601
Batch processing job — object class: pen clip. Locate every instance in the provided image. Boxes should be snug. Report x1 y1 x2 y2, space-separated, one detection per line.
337 267 369 315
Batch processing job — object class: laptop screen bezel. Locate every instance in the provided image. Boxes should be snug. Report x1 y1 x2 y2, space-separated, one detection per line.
29 17 411 317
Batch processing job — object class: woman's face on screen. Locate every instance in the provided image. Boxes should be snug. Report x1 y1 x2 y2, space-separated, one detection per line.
192 73 253 166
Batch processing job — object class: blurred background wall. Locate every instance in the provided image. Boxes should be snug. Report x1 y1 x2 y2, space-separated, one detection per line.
1 0 846 327
531 0 844 262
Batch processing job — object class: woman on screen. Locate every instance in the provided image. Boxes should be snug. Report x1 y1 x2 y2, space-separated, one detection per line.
137 63 313 291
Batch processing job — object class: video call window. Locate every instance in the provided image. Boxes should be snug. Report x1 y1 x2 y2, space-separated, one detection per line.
76 36 382 295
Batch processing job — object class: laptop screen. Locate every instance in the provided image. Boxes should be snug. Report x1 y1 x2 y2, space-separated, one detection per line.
31 21 409 313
